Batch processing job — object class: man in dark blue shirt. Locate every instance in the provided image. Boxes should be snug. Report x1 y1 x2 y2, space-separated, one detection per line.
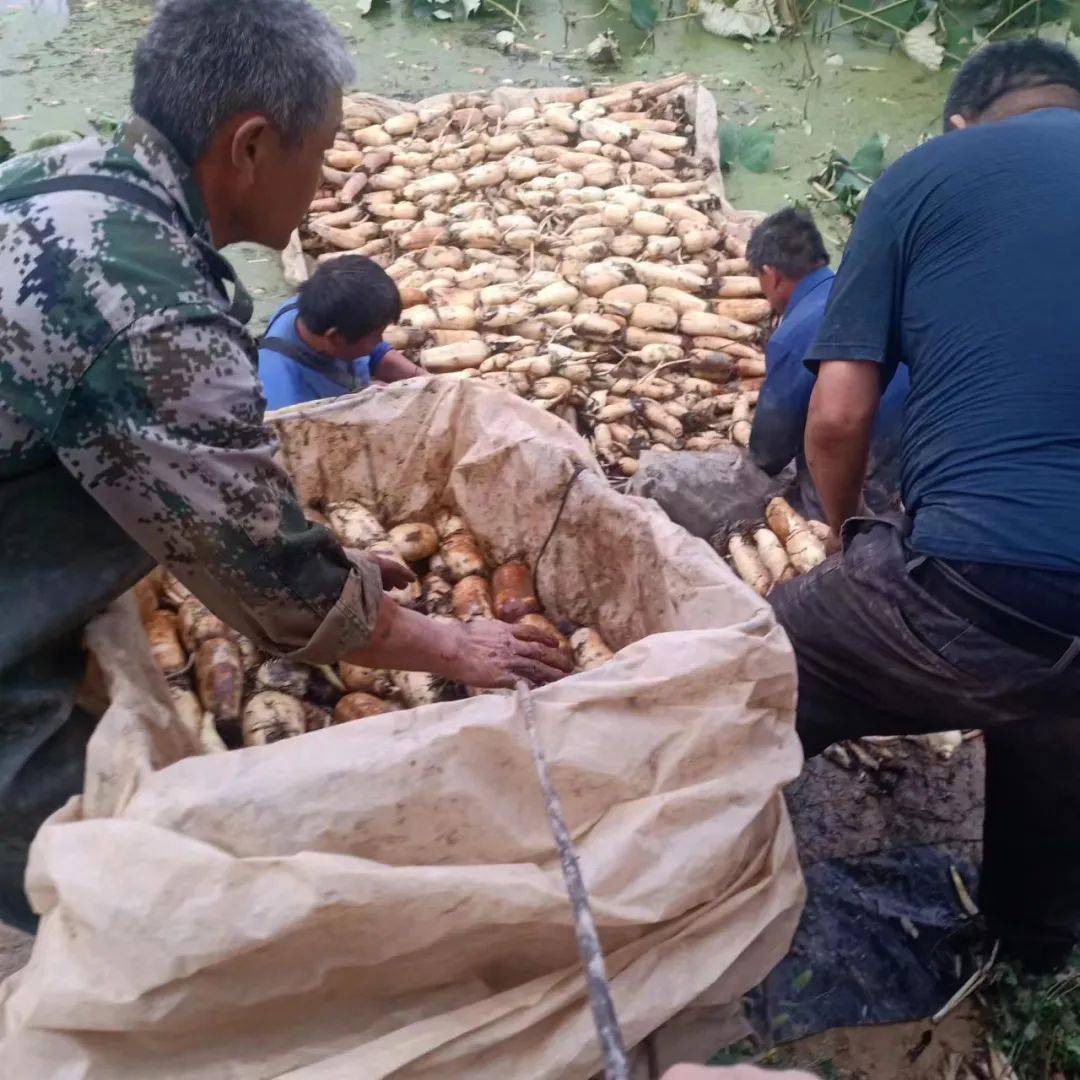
746 208 908 518
769 40 1080 968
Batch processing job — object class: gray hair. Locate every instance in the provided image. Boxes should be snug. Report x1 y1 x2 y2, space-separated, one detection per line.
131 0 355 165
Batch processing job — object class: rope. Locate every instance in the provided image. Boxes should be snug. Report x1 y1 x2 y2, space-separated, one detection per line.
514 682 629 1080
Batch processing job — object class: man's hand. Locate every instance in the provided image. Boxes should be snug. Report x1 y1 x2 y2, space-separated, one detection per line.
371 553 416 591
376 348 425 384
447 619 573 689
342 600 571 689
663 1066 817 1080
344 547 416 592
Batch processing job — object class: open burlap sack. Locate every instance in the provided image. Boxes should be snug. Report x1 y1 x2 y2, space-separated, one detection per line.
0 379 802 1078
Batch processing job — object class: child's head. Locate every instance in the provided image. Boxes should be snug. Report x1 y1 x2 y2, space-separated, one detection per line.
297 255 402 359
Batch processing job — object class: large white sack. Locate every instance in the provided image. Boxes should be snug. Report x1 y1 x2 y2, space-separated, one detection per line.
0 378 803 1078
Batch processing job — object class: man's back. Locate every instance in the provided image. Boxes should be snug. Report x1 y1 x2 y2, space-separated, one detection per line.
810 108 1080 570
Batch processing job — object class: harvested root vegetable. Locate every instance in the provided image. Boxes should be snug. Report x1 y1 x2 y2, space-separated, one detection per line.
807 520 833 543
517 613 573 664
440 529 486 582
714 298 772 323
303 702 332 733
492 561 540 622
160 570 192 607
389 522 439 562
194 637 244 728
420 339 489 373
328 501 387 548
339 662 395 697
632 210 671 236
391 670 443 708
133 575 159 623
652 286 707 314
630 302 679 331
170 686 227 754
570 627 615 672
727 534 770 596
600 283 648 316
255 659 310 698
716 276 764 299
753 527 796 588
146 610 186 676
730 396 753 447
243 691 307 747
421 571 454 616
452 575 494 620
572 313 623 342
765 497 827 574
178 596 229 653
332 692 392 726
680 310 757 341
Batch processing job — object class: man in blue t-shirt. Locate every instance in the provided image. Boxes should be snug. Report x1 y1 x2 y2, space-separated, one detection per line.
770 39 1080 967
745 207 908 519
259 254 423 411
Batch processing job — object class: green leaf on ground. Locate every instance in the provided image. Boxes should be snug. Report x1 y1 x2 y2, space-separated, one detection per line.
791 967 814 992
88 111 120 139
849 132 888 180
631 0 659 31
720 122 775 173
27 130 83 151
811 133 888 217
0 133 13 165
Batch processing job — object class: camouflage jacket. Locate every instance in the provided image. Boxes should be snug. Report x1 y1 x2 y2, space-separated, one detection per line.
0 118 382 677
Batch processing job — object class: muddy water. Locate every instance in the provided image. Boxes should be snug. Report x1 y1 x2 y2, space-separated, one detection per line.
0 0 950 322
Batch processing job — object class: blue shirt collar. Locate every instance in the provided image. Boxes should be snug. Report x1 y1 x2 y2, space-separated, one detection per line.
787 265 835 313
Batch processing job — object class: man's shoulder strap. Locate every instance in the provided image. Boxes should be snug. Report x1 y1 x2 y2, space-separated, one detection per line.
0 175 253 326
259 319 357 394
0 174 179 228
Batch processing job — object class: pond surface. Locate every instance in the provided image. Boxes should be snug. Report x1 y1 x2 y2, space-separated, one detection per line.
0 0 951 323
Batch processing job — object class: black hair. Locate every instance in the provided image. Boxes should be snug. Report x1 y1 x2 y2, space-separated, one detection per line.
746 207 829 280
942 38 1080 132
296 256 402 341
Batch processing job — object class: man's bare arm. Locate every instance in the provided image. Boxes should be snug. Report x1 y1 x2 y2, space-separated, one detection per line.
805 360 882 534
375 348 424 383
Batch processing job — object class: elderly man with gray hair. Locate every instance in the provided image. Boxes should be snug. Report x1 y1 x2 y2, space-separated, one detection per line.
0 0 568 932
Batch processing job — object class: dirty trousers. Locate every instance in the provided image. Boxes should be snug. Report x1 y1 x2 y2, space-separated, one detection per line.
770 517 1080 961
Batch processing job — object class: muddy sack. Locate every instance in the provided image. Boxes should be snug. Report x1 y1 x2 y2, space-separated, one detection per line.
0 379 803 1079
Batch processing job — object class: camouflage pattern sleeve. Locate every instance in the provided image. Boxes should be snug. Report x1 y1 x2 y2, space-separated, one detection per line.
51 304 384 663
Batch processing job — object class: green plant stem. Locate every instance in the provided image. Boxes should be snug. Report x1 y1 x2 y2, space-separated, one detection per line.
984 0 1040 39
570 2 613 22
821 0 918 35
486 0 529 32
831 1 915 36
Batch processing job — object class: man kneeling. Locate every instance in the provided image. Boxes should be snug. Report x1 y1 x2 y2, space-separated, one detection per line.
772 39 1080 970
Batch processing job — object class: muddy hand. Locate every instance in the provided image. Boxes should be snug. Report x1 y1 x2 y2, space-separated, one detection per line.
373 555 417 591
452 619 572 689
663 1067 818 1080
